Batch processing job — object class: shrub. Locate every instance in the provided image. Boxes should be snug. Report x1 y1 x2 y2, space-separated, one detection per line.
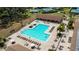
48 49 55 51
0 42 5 47
57 32 63 38
0 38 6 48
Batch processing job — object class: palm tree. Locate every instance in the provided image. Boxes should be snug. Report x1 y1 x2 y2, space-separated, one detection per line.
62 7 73 21
57 23 65 32
69 7 74 20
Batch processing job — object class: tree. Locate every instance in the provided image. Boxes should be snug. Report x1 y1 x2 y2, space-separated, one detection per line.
63 7 71 15
0 7 32 28
69 7 74 20
57 23 65 32
38 10 44 14
67 20 74 29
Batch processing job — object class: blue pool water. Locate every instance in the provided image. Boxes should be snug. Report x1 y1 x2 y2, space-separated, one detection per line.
21 24 50 42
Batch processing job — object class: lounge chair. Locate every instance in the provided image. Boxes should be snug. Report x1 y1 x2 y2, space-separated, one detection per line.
11 41 16 44
33 24 37 26
29 26 33 28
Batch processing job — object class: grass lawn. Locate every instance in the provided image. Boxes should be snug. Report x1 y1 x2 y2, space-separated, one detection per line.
51 13 64 17
0 22 22 38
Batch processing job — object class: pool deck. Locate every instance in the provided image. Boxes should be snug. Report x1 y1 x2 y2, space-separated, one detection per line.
6 20 73 51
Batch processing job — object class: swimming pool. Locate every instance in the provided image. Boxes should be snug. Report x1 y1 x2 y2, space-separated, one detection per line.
21 24 50 42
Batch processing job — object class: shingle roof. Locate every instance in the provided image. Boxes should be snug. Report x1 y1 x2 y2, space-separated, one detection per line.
24 18 35 22
36 14 64 23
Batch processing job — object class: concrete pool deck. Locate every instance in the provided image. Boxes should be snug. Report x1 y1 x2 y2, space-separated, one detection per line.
6 20 73 51
6 20 59 51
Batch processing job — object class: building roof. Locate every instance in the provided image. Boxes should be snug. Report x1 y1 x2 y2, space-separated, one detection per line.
24 18 35 22
71 19 79 51
30 7 54 13
36 14 64 23
6 44 31 51
71 8 79 13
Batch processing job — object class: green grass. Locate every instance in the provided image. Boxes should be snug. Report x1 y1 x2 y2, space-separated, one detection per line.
0 23 22 38
51 13 64 17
